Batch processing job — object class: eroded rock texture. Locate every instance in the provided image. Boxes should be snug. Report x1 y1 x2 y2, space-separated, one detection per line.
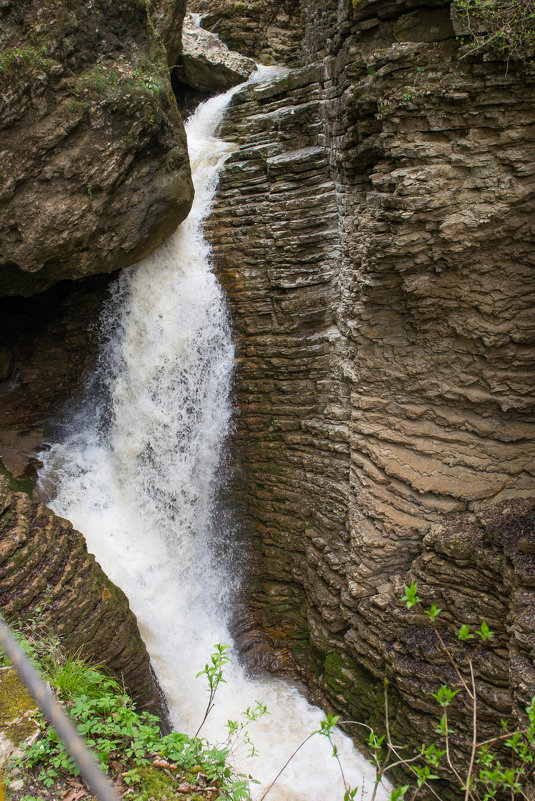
0 475 166 718
202 0 535 775
188 0 305 66
0 0 193 296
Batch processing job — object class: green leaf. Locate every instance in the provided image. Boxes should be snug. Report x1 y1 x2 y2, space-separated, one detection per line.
476 621 494 641
425 604 442 622
458 624 474 640
401 582 421 610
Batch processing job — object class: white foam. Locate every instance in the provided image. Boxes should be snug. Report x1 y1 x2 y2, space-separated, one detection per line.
40 69 389 801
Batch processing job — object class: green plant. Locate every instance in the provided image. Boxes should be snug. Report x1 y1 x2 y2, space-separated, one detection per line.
254 583 535 801
3 625 263 800
195 643 231 737
362 584 535 800
0 46 53 77
453 0 535 61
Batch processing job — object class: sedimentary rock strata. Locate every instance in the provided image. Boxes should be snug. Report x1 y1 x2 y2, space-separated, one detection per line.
188 0 305 66
203 0 535 771
0 475 165 718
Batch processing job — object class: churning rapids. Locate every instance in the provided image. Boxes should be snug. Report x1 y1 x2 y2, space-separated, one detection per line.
40 69 388 801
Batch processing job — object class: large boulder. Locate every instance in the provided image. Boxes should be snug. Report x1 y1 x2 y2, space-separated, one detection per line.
176 14 256 92
0 0 193 297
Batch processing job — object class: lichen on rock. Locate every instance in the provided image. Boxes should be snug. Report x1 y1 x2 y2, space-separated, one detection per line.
0 666 39 767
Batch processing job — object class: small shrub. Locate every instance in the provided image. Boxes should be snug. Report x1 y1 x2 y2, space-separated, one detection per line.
453 0 535 61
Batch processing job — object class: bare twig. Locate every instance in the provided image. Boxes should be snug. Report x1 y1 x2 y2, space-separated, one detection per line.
464 661 478 801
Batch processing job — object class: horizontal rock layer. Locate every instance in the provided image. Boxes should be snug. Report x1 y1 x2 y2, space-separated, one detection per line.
0 475 165 719
204 0 535 776
188 0 305 66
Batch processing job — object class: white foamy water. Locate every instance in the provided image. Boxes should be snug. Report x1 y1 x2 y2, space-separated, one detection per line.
39 70 388 801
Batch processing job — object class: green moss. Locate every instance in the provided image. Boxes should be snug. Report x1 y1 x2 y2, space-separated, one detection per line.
132 766 208 800
0 667 37 745
73 54 166 109
0 459 35 497
0 45 54 78
323 650 385 731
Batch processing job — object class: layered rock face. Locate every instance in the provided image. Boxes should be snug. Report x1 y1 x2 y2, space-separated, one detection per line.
203 0 535 772
0 475 166 718
0 0 193 296
188 0 305 66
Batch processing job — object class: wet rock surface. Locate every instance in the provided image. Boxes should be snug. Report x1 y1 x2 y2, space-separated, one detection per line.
0 0 193 296
0 475 166 719
203 0 535 772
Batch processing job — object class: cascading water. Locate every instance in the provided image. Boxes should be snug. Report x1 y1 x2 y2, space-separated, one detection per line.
40 69 388 801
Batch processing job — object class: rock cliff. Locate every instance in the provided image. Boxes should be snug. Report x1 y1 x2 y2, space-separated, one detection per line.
0 475 166 718
201 0 535 776
0 0 193 296
188 0 305 66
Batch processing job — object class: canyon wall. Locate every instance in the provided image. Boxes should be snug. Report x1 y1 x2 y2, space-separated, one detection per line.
0 0 195 724
203 0 535 775
188 0 305 66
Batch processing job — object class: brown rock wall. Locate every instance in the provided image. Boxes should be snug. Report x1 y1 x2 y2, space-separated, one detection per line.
0 273 117 479
203 0 535 771
0 475 166 718
188 0 305 66
0 0 193 296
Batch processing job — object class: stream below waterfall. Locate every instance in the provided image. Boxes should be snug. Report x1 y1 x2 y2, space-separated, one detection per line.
39 68 388 801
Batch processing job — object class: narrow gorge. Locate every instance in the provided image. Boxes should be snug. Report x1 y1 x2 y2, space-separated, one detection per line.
0 0 534 799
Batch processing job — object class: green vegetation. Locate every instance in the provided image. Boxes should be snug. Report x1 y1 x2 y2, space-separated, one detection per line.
0 46 53 77
71 51 168 110
361 583 535 800
3 593 534 800
454 0 535 61
2 618 261 800
0 459 35 497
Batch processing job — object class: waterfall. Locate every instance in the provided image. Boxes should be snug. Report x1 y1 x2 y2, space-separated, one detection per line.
40 69 388 801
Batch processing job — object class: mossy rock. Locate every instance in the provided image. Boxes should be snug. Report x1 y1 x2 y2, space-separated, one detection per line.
131 766 215 800
0 666 39 763
0 459 35 497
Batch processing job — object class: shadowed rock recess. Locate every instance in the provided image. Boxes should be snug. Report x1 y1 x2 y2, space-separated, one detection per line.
0 475 167 719
201 0 535 778
0 0 193 296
